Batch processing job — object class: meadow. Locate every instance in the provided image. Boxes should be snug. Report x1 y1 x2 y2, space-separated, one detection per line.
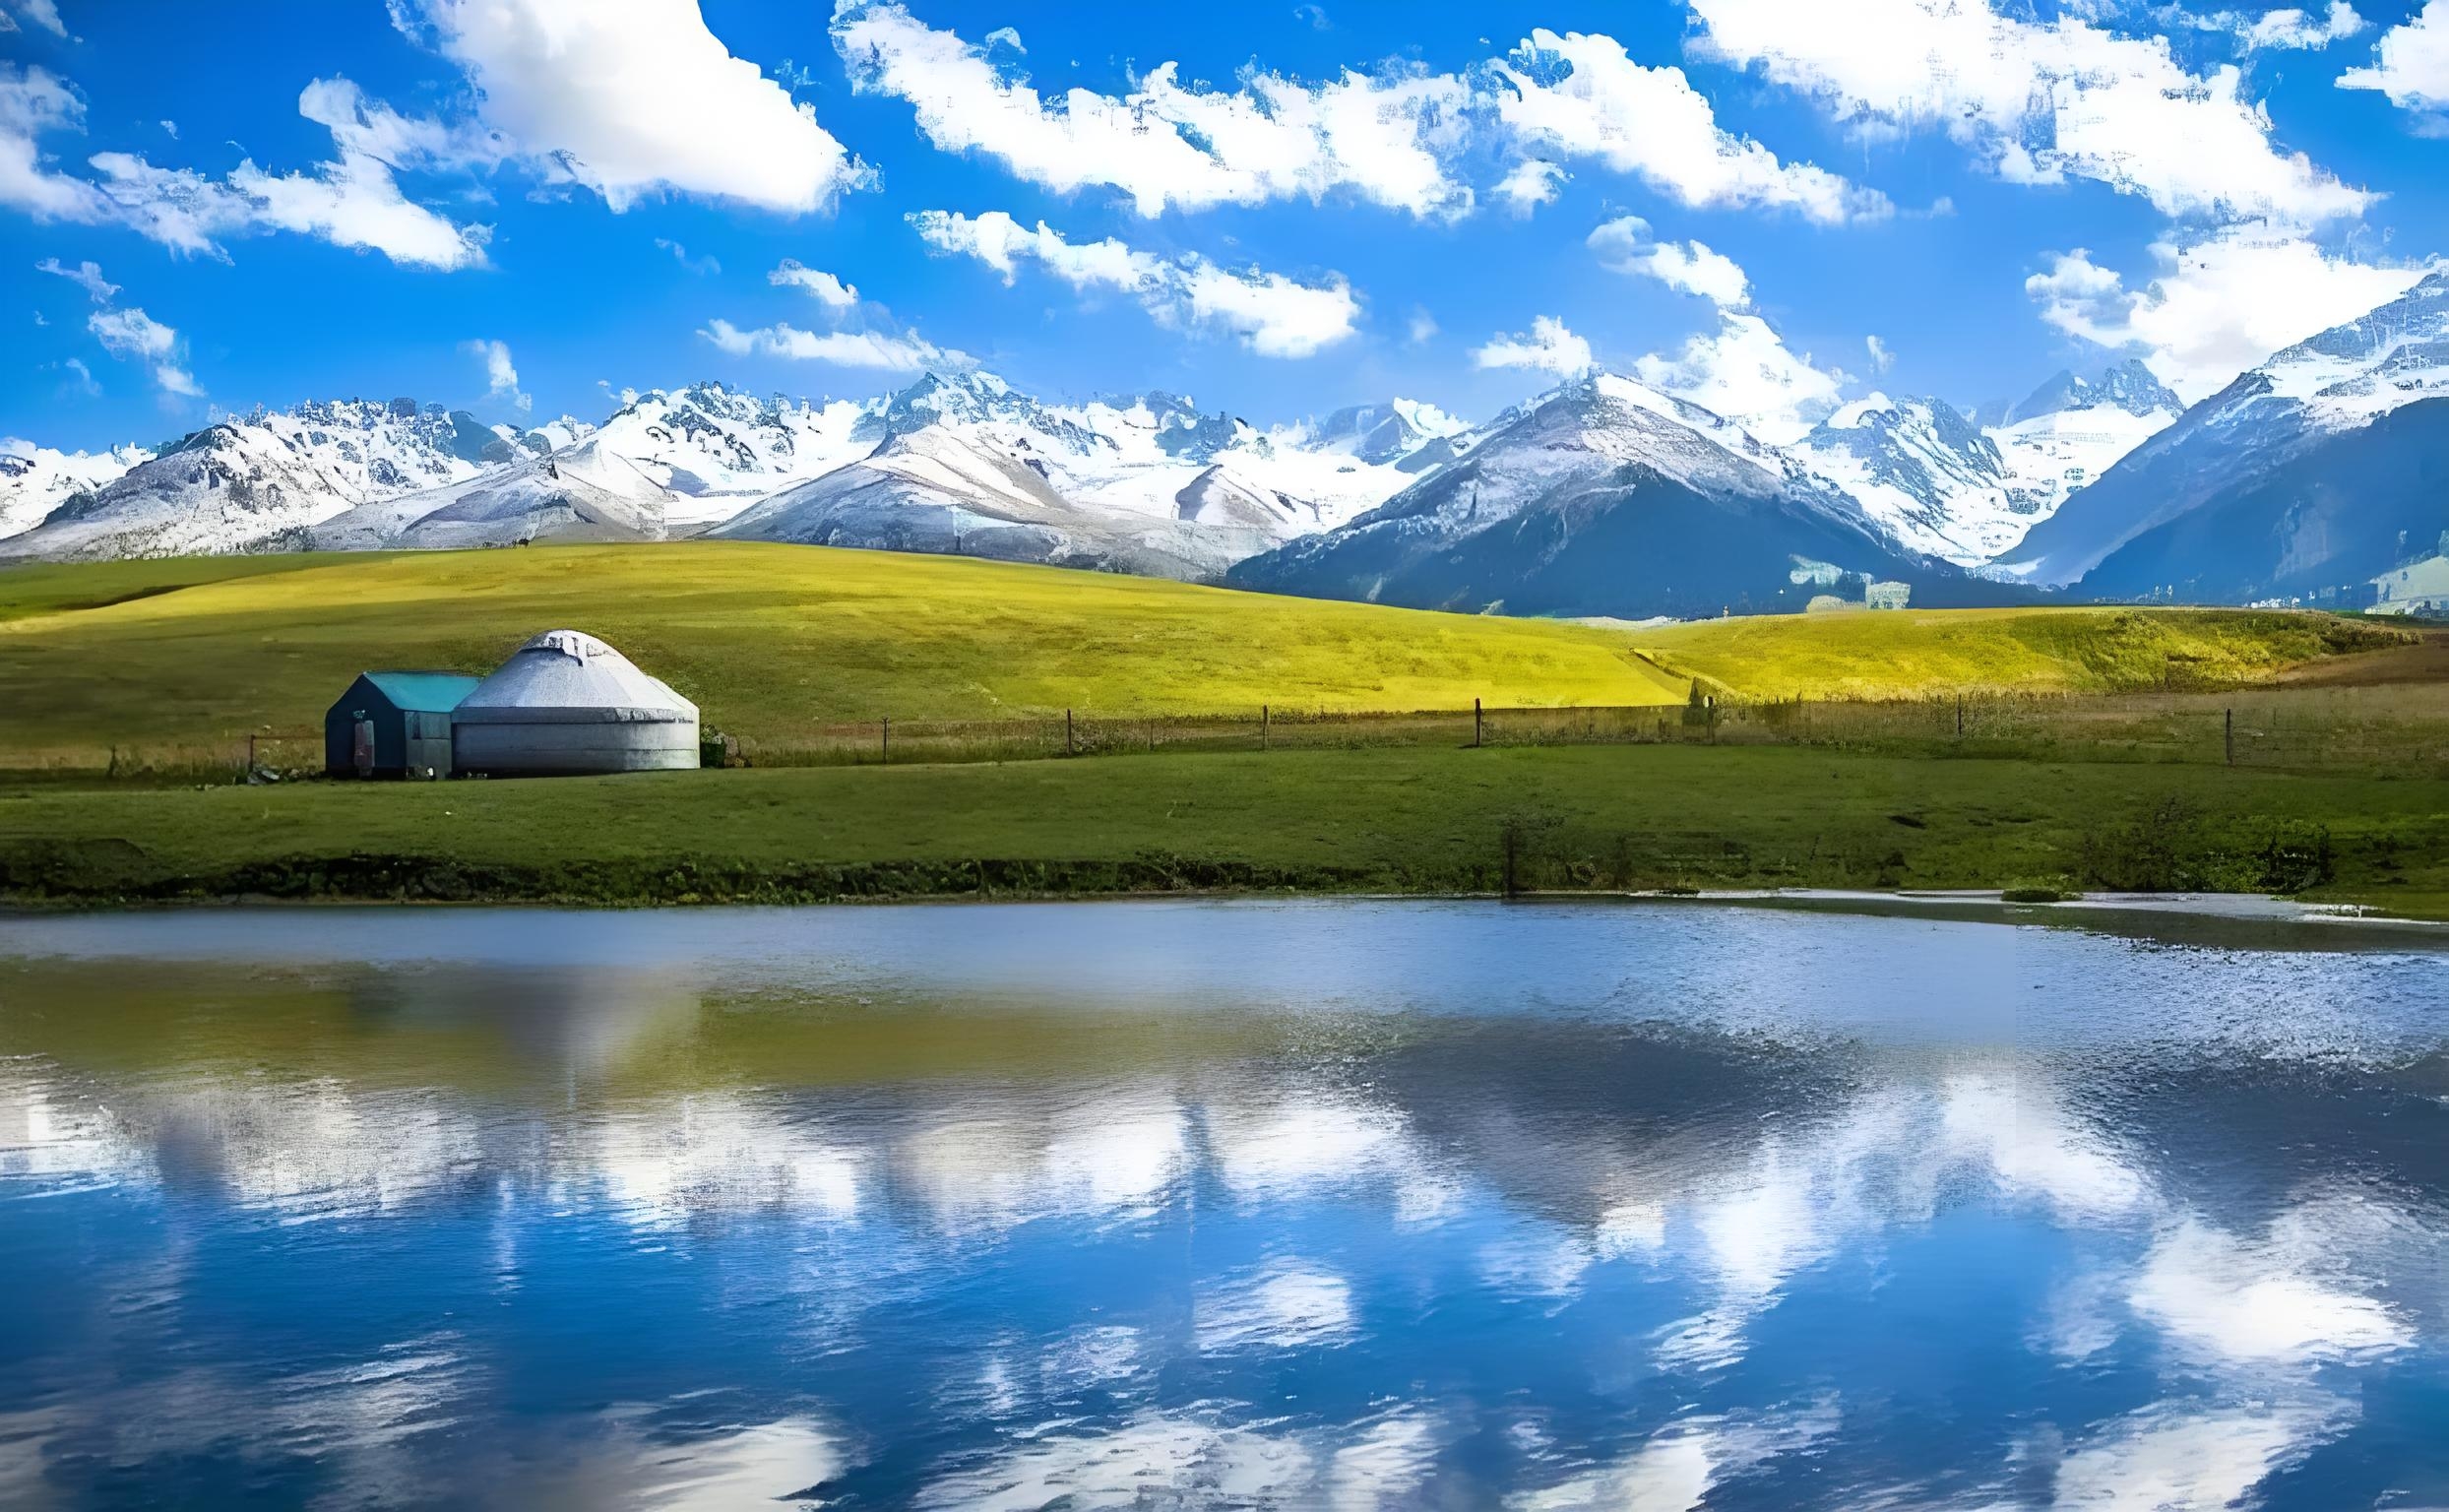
1 542 2441 918
0 541 2417 774
3 744 2441 918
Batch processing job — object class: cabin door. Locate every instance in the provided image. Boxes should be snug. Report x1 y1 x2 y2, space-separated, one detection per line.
352 718 375 778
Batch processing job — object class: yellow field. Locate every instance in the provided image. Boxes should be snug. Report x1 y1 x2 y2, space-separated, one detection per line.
1635 605 2409 700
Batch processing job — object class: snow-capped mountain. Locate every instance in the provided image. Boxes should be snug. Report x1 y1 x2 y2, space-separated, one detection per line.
709 373 1442 578
1792 362 2182 566
556 383 870 530
0 401 503 562
1306 400 1467 466
310 457 667 552
1229 372 1978 619
2002 270 2449 597
0 440 153 540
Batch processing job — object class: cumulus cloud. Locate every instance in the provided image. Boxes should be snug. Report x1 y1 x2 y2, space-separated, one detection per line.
394 0 867 213
1587 216 1751 307
910 209 1360 358
1473 315 1594 377
2232 3 2367 50
1688 0 2371 223
1491 30 1891 225
0 66 490 269
2025 224 2425 399
1865 334 1894 373
835 3 1474 219
699 317 951 370
769 258 858 308
34 256 117 304
461 338 531 413
2339 0 2449 115
1634 311 1846 444
89 305 201 399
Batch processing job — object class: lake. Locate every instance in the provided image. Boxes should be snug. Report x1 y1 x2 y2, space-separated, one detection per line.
2 899 2445 1509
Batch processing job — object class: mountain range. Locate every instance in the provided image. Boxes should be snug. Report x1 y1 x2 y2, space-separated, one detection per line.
6 272 2447 620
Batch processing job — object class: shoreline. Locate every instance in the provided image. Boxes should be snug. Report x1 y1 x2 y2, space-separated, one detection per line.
6 882 2445 935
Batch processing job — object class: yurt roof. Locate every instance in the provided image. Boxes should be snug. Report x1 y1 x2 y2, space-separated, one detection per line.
357 671 481 713
454 629 699 725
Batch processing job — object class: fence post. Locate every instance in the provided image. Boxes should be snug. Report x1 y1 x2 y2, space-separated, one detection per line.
1475 698 1483 748
2225 707 2233 767
1956 693 1964 738
1261 704 1269 752
1066 709 1074 757
882 717 890 766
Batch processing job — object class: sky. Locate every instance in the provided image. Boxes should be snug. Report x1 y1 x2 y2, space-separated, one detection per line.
5 0 2449 453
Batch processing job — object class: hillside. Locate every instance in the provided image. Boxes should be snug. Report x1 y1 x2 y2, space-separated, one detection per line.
0 542 1685 767
1632 606 2409 701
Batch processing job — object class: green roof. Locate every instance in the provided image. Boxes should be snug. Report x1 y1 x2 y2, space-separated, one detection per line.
361 671 482 713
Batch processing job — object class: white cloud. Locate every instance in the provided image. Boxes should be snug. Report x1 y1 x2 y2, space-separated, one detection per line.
699 317 951 370
395 0 868 213
1587 216 1751 307
1405 308 1438 346
1688 0 2372 223
1493 158 1564 215
34 255 117 304
9 0 63 36
59 355 99 395
835 3 1474 219
1473 315 1594 377
2339 0 2449 113
89 305 202 399
2026 224 2425 399
654 238 720 275
231 86 494 272
0 66 490 269
2237 3 2367 50
2128 1221 2410 1364
1865 334 1893 373
770 258 858 308
1492 30 1891 225
461 338 532 413
159 119 178 140
911 209 1360 358
1634 311 1846 444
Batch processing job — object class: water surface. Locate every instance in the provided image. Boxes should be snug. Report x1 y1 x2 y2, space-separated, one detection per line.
3 900 2446 1509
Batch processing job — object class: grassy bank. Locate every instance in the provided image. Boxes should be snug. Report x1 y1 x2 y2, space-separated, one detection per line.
5 744 2442 917
2 544 2416 774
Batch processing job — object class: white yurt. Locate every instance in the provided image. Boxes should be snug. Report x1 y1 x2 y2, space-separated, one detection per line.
452 629 701 776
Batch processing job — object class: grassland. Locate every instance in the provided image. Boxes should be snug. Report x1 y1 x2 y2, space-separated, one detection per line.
0 542 1686 770
0 543 2415 774
3 744 2443 918
1636 604 2411 700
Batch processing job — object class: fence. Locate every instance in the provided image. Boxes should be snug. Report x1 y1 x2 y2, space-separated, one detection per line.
10 683 2446 783
724 682 2449 776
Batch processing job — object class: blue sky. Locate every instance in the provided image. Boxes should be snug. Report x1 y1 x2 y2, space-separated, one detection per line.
5 0 2449 451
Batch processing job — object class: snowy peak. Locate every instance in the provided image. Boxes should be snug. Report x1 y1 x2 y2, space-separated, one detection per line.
1308 399 1468 465
0 440 152 540
2253 268 2449 429
2003 359 2182 426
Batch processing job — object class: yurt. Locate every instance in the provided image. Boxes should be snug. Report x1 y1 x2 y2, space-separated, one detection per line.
452 629 700 776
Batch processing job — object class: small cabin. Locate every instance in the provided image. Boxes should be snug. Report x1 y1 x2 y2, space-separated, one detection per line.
325 671 482 780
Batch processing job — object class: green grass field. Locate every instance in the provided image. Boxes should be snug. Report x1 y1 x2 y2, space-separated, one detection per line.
3 744 2442 917
0 543 2415 774
0 543 1686 769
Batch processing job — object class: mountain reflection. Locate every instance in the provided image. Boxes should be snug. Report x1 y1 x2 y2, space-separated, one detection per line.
1 900 2444 1509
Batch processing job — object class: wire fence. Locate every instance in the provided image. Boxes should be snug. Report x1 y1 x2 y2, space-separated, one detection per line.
723 683 2449 776
10 682 2447 784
